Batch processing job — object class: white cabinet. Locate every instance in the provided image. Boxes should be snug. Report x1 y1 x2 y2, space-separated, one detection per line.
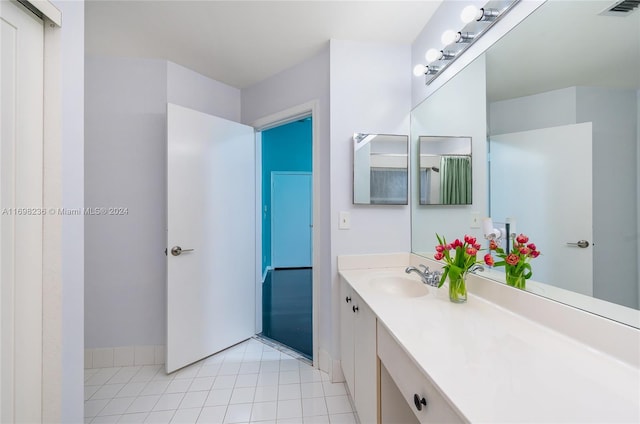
340 278 378 424
377 321 464 424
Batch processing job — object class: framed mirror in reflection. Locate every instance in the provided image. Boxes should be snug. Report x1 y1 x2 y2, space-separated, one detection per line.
353 133 408 205
411 0 640 327
419 136 472 205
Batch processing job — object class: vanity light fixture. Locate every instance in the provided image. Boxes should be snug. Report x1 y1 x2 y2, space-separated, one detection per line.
412 64 440 76
460 5 500 24
441 30 475 46
413 0 519 85
425 48 456 64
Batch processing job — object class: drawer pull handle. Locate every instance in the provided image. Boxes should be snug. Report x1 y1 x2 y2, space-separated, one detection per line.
413 394 427 411
352 305 359 313
345 296 351 303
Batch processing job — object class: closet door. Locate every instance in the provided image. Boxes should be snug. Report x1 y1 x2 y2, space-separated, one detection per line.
1 1 45 421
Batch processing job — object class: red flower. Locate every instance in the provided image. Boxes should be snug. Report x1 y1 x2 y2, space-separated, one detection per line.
473 243 481 250
527 243 537 251
452 239 463 248
444 244 453 251
434 252 444 261
484 253 494 266
489 240 498 250
464 235 476 245
506 254 520 266
516 234 529 244
530 250 540 258
466 247 478 256
435 245 444 253
519 247 530 255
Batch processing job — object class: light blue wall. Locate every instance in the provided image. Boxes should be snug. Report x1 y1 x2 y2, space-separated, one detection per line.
262 119 312 273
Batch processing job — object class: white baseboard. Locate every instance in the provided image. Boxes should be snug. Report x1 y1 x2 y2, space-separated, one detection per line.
84 345 165 369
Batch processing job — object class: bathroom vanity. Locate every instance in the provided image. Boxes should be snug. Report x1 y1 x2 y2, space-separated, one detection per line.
338 253 640 423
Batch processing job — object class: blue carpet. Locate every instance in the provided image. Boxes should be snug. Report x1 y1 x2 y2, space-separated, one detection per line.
261 268 312 359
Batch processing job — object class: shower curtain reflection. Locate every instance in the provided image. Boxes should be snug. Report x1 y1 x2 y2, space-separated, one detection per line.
440 156 472 204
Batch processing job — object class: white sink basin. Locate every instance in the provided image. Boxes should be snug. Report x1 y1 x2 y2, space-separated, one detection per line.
369 275 428 298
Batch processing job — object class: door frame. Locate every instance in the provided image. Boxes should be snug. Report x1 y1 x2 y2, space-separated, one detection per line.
251 101 320 366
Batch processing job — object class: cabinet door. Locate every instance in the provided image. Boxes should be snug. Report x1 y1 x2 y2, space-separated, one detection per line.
353 296 378 424
339 280 355 395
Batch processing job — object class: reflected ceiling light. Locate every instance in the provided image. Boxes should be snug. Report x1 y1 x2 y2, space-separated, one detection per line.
441 30 475 46
425 48 456 64
460 5 500 23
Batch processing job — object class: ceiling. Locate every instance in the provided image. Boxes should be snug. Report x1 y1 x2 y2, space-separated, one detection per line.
85 0 443 89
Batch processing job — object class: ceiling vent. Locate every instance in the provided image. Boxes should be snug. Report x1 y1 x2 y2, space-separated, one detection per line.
600 0 640 15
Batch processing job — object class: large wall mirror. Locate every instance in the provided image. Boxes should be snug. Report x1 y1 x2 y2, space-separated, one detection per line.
353 133 408 205
411 0 640 327
419 136 472 205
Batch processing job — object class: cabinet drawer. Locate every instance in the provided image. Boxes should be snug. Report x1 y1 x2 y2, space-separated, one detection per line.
377 322 464 424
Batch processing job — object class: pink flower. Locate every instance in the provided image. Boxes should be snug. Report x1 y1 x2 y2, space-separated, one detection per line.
435 245 444 253
516 234 529 244
434 252 444 261
506 254 520 266
444 244 453 251
473 242 481 250
519 247 530 255
464 235 476 245
530 250 540 258
484 253 494 266
489 240 498 250
466 247 478 256
527 243 537 251
452 239 463 248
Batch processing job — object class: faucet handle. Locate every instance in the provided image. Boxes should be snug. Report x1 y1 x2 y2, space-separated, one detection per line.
419 264 429 273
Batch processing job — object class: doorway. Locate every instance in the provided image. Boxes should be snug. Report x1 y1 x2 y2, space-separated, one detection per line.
259 118 313 359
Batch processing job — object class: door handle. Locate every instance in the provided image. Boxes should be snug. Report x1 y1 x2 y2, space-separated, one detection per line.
566 240 589 248
171 246 195 256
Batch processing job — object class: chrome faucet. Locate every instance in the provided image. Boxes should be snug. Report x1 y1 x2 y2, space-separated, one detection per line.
405 264 442 287
469 264 485 274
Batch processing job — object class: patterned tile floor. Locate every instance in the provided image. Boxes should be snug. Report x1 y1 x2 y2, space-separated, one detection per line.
84 338 358 424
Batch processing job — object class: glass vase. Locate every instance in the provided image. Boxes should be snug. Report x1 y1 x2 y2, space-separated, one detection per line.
505 269 526 289
447 266 467 303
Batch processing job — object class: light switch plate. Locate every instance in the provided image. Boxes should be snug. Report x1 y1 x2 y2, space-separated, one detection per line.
339 211 351 230
470 212 481 229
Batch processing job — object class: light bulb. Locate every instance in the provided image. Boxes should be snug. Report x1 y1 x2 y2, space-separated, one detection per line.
425 48 443 64
441 30 460 46
461 5 482 23
413 64 427 77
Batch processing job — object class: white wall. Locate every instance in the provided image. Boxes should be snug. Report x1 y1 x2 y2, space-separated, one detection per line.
85 57 240 349
54 0 85 421
411 56 487 254
329 40 412 360
241 45 332 366
85 57 168 349
167 62 241 120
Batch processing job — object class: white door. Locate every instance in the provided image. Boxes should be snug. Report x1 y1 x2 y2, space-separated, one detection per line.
271 172 312 268
166 103 256 373
490 122 593 295
1 1 44 421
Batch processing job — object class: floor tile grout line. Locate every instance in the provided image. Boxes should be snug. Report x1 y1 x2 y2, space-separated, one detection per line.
84 338 351 424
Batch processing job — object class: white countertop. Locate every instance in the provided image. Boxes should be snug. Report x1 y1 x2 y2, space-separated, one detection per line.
339 266 640 423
